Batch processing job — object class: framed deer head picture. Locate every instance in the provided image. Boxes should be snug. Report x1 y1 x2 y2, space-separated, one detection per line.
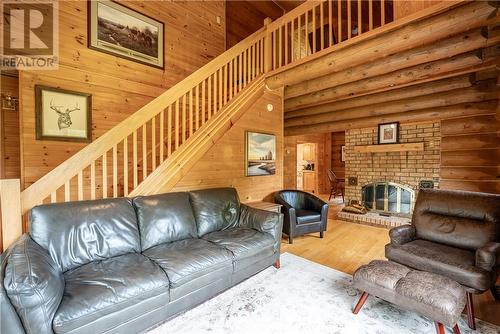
35 85 92 142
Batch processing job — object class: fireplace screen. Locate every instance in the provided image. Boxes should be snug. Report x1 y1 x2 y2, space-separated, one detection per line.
362 182 414 214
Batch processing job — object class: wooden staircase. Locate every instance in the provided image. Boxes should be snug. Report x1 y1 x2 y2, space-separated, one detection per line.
2 0 488 250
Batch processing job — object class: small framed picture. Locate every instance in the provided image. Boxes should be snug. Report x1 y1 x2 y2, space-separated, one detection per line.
378 122 399 144
35 85 92 142
245 131 276 176
88 0 164 69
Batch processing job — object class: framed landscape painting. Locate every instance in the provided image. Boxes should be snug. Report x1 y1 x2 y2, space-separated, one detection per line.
88 0 164 68
35 85 92 142
245 131 276 176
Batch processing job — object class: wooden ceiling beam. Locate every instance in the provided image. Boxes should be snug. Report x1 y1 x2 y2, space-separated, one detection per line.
285 75 473 119
284 101 499 136
285 51 484 110
285 29 490 99
266 1 497 90
284 81 499 128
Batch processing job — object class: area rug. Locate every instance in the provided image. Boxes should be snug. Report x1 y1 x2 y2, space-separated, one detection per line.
147 253 499 334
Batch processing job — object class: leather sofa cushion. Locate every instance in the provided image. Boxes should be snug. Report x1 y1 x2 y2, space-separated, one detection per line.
189 188 241 237
203 228 275 271
295 209 321 224
133 192 198 251
143 238 233 289
412 189 500 250
30 198 140 272
386 239 491 291
53 253 169 334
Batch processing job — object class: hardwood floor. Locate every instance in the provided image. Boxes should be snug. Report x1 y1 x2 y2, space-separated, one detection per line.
279 199 500 326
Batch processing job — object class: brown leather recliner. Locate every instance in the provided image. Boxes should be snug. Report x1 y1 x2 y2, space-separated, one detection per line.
385 188 500 330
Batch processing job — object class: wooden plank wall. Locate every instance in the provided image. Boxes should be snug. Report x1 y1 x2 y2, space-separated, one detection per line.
393 0 442 20
284 133 331 194
226 0 284 49
0 74 20 179
331 131 345 179
440 114 500 193
171 91 283 203
19 1 225 189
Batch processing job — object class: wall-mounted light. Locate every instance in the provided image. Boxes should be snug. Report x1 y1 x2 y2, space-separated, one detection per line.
1 93 18 111
216 16 221 25
266 103 274 112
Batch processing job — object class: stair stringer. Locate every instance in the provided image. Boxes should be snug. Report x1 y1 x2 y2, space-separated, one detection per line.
130 76 266 196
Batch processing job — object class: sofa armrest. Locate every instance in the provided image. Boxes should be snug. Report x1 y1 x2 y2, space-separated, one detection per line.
239 204 283 253
274 196 297 235
1 248 25 334
475 242 500 272
388 225 416 245
4 234 65 334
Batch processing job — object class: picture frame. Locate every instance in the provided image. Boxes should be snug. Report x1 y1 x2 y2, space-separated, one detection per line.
88 0 164 69
377 122 399 144
35 85 92 142
245 131 276 176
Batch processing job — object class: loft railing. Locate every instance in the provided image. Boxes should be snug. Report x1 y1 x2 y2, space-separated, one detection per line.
0 0 464 250
265 0 393 72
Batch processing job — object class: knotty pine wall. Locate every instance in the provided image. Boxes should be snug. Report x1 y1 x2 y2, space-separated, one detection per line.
19 1 225 189
393 0 442 20
1 74 20 179
331 132 345 179
171 91 283 203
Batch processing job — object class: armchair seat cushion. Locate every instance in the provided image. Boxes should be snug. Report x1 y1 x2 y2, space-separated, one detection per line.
53 253 169 334
295 209 321 224
386 239 490 291
143 239 233 300
203 228 275 271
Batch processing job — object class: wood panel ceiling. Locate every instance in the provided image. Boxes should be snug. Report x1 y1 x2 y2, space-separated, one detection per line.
226 0 305 48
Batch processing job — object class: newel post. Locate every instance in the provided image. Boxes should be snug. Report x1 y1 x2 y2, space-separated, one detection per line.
264 17 273 73
0 179 23 251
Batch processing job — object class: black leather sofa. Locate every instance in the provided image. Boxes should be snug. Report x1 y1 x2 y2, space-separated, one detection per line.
1 188 283 334
275 190 329 244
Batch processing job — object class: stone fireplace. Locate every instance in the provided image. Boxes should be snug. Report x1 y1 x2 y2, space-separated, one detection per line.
340 122 441 227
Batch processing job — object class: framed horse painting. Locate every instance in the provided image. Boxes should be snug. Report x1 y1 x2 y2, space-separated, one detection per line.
35 85 92 142
88 0 164 69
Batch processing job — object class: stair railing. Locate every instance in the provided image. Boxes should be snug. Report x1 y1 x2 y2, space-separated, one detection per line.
18 27 266 215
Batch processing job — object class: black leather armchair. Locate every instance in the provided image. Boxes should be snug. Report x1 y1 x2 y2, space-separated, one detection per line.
275 190 329 244
385 188 500 330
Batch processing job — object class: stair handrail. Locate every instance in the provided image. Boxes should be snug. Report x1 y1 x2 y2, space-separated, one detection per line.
20 27 267 214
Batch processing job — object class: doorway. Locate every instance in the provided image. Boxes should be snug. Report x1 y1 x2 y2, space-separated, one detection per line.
296 142 317 193
1 71 21 180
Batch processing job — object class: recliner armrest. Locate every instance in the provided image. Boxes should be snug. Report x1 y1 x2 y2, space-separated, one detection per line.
239 204 283 253
389 225 416 245
475 242 500 272
4 234 65 334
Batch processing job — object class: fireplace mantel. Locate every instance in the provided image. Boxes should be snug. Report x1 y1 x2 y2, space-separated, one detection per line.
353 143 424 153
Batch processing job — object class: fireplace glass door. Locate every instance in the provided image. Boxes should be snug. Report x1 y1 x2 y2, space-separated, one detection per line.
362 182 415 215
